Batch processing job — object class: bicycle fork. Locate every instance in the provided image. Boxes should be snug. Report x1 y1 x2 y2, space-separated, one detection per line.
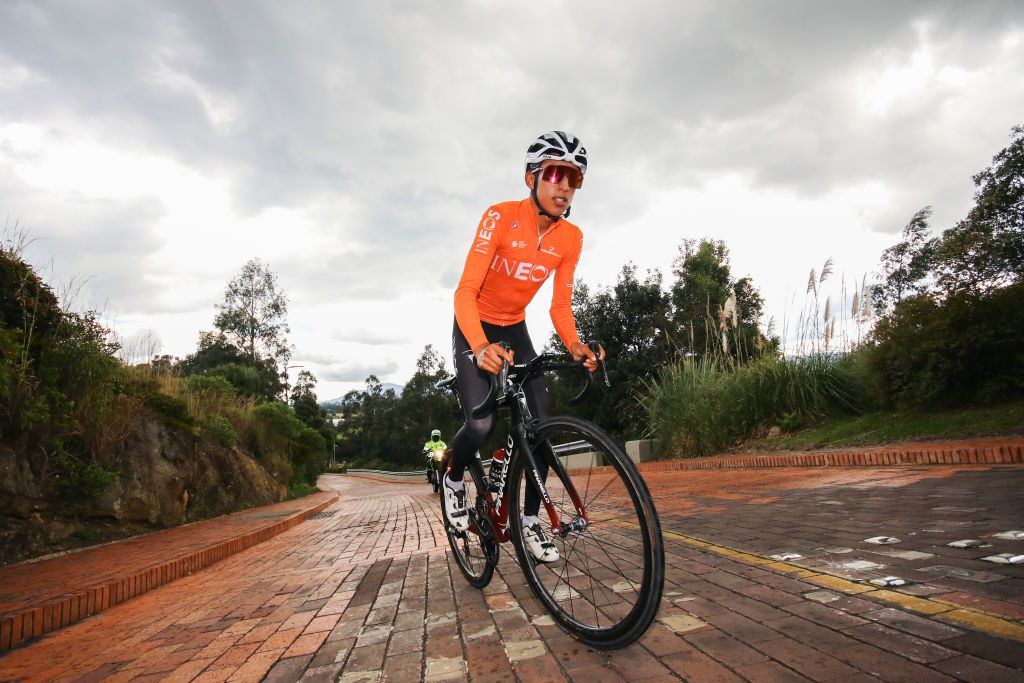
512 422 590 539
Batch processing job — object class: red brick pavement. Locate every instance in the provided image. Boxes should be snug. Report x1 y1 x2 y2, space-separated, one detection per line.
1 460 1022 681
0 491 336 652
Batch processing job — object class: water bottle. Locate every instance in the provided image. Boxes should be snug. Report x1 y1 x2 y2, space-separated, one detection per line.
488 448 508 492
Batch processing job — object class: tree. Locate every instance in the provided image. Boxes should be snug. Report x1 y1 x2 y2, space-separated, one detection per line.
547 264 674 440
670 239 731 357
179 330 283 401
291 370 323 428
336 375 407 468
213 259 291 368
934 125 1024 295
872 207 937 314
290 369 335 461
732 276 776 359
670 239 773 360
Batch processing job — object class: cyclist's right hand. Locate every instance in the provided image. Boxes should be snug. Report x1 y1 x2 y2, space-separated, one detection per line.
473 343 514 375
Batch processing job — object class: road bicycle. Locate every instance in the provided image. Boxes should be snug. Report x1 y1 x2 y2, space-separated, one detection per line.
436 344 664 650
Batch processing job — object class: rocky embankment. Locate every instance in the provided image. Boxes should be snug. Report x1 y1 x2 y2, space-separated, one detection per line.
0 416 287 565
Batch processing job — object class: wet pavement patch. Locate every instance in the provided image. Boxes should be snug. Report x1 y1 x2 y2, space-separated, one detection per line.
504 640 546 662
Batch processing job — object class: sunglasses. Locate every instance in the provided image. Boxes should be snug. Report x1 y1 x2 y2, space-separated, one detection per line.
537 165 583 189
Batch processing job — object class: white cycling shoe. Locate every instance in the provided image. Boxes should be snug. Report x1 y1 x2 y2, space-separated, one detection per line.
443 475 469 532
522 516 560 563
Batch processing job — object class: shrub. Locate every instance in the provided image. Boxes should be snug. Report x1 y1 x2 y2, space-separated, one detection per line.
207 363 264 398
641 353 865 457
54 452 119 500
250 401 326 486
185 374 237 417
288 481 317 499
144 393 195 434
866 283 1024 407
202 415 238 448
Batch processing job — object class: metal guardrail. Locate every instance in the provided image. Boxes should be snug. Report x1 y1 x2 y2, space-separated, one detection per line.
344 440 588 477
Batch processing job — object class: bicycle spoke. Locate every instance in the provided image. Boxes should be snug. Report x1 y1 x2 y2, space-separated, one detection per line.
510 416 663 649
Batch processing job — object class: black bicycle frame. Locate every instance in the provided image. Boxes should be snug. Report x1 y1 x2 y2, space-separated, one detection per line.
475 374 590 542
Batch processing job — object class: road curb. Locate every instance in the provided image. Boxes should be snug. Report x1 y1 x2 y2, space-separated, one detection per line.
635 439 1024 472
0 492 338 652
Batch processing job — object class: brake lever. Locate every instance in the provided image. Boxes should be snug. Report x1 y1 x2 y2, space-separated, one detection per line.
588 341 610 387
469 342 511 419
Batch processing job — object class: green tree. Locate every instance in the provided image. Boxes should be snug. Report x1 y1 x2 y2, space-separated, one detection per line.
733 276 776 359
333 376 405 469
547 264 674 440
398 345 461 451
213 259 291 367
179 331 283 401
291 370 336 458
670 239 773 361
934 125 1024 295
670 239 731 357
872 207 937 313
290 370 322 427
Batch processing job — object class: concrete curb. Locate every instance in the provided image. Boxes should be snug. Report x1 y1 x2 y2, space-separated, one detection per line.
0 492 338 652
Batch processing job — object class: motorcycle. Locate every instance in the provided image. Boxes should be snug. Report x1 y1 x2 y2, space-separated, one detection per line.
425 447 445 493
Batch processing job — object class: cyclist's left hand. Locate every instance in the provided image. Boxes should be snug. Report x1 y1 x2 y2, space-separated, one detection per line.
570 341 605 372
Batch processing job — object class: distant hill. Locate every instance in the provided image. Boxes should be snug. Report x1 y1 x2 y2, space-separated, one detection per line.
322 383 404 406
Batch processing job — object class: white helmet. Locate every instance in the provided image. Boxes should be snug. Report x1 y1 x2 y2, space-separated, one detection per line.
525 131 587 176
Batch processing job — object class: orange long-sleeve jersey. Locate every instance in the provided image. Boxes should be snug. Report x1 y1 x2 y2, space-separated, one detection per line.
454 198 584 353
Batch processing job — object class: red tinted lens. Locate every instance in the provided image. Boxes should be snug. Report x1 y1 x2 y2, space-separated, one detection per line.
540 165 582 188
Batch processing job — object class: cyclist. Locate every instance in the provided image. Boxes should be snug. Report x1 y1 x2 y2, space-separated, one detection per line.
422 429 446 482
444 130 604 563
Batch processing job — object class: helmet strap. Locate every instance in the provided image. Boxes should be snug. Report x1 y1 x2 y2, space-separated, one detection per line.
530 172 568 222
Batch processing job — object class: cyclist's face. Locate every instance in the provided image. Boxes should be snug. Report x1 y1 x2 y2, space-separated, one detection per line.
526 161 579 218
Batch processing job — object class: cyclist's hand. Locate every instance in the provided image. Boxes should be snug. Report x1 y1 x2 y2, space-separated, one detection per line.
474 343 514 375
570 341 605 372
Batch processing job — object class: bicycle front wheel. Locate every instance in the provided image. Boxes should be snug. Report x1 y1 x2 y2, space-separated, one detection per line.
509 416 664 650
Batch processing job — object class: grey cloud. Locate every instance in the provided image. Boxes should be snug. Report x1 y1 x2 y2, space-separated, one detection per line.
439 264 460 290
0 168 178 314
328 328 410 346
2 0 1022 247
292 351 343 366
318 359 399 383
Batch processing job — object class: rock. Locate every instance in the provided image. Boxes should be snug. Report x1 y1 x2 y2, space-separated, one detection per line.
1 410 287 564
0 444 48 518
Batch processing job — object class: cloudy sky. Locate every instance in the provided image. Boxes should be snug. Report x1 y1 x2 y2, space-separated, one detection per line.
2 1 1022 400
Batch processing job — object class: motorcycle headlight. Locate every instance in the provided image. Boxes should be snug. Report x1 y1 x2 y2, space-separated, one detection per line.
433 449 444 459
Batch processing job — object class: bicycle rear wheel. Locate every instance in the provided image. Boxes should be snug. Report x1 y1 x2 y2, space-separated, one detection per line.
509 416 664 649
441 465 496 589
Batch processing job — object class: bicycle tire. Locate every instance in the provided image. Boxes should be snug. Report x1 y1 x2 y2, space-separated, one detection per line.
509 416 664 649
441 466 495 589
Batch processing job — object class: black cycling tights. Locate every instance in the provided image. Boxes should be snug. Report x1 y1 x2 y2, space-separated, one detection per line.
450 318 551 517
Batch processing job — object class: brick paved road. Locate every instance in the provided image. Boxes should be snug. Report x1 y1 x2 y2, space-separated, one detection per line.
1 467 1022 682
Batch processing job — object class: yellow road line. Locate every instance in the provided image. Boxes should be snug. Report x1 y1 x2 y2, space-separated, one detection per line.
613 521 1024 643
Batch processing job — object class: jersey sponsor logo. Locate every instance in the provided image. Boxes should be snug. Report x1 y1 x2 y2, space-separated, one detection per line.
474 209 501 254
490 255 551 283
511 240 525 248
540 246 561 258
511 221 520 231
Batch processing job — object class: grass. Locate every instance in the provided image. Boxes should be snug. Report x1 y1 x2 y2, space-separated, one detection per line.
738 400 1024 452
641 352 866 458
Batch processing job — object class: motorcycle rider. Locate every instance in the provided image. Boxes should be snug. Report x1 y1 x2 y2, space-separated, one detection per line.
422 429 446 482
